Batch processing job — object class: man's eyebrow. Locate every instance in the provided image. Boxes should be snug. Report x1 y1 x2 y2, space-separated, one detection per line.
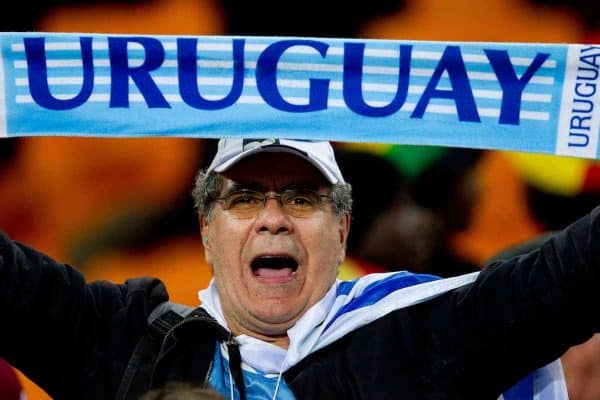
279 183 320 191
225 182 264 193
224 182 322 194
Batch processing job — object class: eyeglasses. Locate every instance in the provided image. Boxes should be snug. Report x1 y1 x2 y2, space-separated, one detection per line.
214 188 333 218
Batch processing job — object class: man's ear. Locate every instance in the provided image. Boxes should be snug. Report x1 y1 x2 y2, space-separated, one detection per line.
200 214 209 248
340 212 351 245
199 213 214 264
338 212 351 263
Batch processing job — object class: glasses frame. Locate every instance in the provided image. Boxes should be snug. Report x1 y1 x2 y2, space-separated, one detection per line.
214 188 333 218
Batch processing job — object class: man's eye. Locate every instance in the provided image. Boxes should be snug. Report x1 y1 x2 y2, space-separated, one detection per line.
287 192 317 206
234 195 253 203
292 196 312 205
231 194 259 205
231 195 254 204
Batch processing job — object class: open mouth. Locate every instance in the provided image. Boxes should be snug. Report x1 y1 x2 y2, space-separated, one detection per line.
251 256 298 282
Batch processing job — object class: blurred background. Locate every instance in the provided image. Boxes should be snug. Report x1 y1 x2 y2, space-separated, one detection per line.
1 0 600 399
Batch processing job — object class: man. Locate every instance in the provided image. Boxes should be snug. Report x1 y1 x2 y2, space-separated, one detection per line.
0 138 598 399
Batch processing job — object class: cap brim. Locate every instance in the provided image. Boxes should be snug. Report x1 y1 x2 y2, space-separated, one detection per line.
213 144 341 184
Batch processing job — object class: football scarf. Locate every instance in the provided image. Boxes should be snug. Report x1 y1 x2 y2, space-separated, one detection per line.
0 32 599 159
199 271 568 399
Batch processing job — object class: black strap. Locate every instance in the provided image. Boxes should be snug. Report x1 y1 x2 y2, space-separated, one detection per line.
115 303 190 400
116 302 249 400
227 336 247 400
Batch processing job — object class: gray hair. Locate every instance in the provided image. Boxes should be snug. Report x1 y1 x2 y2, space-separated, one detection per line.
192 168 353 220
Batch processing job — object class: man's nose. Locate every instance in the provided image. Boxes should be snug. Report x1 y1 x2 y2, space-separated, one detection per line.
255 196 292 234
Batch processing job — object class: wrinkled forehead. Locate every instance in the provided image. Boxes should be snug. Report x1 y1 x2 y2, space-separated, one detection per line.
220 152 330 189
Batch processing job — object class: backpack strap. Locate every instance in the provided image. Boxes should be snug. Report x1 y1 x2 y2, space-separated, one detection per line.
148 301 195 324
115 302 194 400
116 302 247 400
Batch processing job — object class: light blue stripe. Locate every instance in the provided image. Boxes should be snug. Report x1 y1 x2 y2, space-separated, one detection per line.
209 343 295 400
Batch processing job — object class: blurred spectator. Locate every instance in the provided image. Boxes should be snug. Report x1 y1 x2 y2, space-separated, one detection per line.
335 146 482 278
140 381 225 400
0 358 24 400
411 147 484 276
334 149 434 278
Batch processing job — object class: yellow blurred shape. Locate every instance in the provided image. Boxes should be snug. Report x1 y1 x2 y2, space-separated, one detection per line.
505 152 589 196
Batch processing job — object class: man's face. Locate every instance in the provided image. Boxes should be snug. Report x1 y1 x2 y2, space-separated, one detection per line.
201 152 350 345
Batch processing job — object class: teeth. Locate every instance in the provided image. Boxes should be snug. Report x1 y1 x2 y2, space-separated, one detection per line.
251 256 298 270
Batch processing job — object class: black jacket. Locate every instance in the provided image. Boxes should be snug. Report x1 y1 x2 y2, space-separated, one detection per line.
1 206 600 399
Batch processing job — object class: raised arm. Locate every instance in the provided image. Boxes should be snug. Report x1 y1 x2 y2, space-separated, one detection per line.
443 205 600 395
0 231 168 398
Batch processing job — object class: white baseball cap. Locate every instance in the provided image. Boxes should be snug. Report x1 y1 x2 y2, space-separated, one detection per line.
207 138 345 184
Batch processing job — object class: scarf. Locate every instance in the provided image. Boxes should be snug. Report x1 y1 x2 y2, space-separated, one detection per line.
199 271 568 399
0 32 598 160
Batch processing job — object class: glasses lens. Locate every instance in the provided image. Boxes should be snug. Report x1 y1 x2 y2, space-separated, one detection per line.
224 190 264 218
281 189 320 217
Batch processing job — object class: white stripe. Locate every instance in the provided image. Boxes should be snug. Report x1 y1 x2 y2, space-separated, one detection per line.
14 59 112 68
15 76 112 85
461 53 556 68
467 70 554 84
555 44 600 158
533 359 569 400
473 89 552 102
521 110 550 120
412 51 556 68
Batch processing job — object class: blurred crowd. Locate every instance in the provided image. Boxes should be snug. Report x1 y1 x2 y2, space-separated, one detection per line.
2 0 600 399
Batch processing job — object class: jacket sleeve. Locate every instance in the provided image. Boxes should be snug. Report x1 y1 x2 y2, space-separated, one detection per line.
0 231 169 398
440 204 600 395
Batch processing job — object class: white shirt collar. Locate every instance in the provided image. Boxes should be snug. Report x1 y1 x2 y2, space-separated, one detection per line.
198 279 338 373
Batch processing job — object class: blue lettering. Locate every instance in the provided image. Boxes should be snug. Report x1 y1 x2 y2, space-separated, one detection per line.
572 98 594 113
568 131 590 147
343 43 411 117
256 40 329 112
178 38 245 109
25 37 94 110
574 82 596 97
108 37 169 108
577 66 599 81
412 46 480 122
580 52 600 69
566 47 600 148
571 115 591 131
485 49 549 125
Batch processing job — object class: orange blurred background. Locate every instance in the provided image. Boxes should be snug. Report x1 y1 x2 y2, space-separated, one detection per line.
1 0 600 399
